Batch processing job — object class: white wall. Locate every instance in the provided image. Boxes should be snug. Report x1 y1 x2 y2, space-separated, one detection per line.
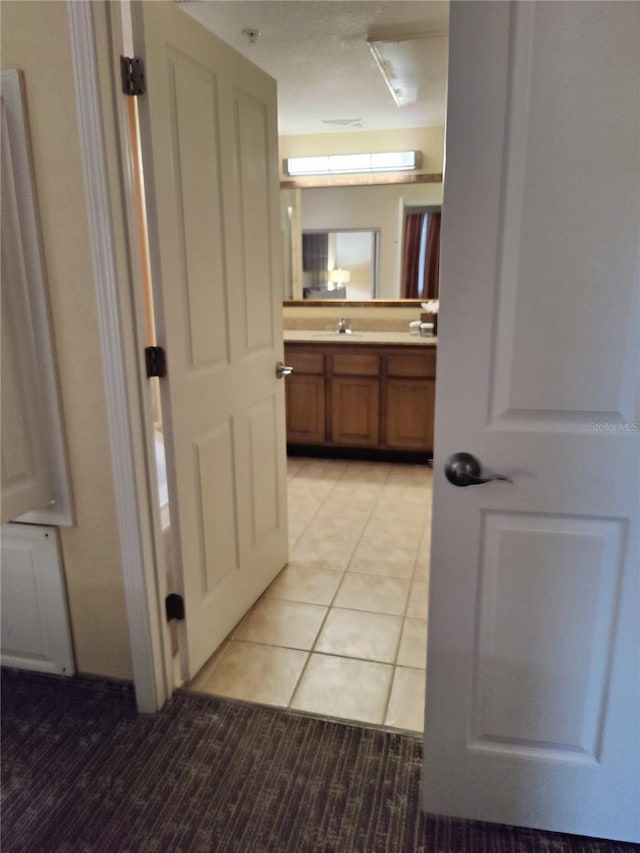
335 231 374 300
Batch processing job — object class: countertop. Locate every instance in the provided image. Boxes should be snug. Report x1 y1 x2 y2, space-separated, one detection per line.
283 330 438 346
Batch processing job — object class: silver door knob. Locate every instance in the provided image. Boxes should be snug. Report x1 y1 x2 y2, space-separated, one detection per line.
275 361 293 379
444 452 512 487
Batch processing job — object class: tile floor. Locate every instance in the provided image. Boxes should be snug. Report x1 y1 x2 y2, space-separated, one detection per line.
187 457 432 733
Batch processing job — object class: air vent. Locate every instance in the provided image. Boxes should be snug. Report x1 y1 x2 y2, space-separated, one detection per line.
321 119 364 128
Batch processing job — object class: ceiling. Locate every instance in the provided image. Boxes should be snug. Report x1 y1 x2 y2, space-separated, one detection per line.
179 1 449 136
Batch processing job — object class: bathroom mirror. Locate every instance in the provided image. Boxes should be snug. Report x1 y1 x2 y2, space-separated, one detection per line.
282 186 441 303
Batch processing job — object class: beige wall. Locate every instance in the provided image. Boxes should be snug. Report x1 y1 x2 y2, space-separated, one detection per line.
1 1 132 679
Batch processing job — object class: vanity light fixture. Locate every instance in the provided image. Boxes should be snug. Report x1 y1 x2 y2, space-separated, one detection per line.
285 150 420 177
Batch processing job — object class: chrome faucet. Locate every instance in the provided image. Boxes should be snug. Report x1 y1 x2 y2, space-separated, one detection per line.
336 317 352 334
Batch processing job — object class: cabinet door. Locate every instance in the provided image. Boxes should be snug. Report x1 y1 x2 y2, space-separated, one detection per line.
286 375 326 444
331 377 380 447
385 378 435 451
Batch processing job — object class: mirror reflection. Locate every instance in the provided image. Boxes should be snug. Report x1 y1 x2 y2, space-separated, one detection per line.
281 186 441 302
302 230 379 300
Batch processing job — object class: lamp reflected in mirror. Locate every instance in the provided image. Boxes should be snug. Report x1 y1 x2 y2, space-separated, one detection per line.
300 229 378 300
329 268 351 290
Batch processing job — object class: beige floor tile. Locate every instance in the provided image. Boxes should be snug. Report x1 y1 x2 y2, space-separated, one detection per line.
290 536 356 570
348 542 417 578
359 523 423 550
304 516 366 543
407 581 429 619
298 460 347 479
314 608 402 663
196 641 308 707
369 504 428 522
287 501 322 524
413 553 430 583
397 618 428 669
334 573 410 616
265 564 343 605
314 504 371 524
290 654 393 725
385 667 426 732
236 598 327 650
386 467 432 485
330 483 383 500
287 459 305 479
187 641 230 692
288 481 335 502
376 489 429 506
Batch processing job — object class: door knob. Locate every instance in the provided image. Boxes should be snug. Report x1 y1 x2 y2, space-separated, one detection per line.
444 452 512 487
275 361 293 379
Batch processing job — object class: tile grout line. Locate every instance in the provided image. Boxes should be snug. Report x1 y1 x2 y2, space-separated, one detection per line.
288 459 355 710
289 460 394 717
196 459 431 730
381 475 432 726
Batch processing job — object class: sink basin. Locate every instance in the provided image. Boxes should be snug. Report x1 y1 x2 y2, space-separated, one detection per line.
312 331 363 338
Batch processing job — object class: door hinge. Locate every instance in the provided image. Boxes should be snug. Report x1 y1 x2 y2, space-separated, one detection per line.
120 56 146 96
165 593 185 622
145 346 167 378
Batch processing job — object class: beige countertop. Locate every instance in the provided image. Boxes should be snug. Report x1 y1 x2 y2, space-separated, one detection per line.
283 330 438 346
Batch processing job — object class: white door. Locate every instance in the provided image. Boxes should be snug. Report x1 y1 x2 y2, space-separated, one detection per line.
133 2 288 679
425 1 639 843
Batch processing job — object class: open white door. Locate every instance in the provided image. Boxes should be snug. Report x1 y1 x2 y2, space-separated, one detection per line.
425 1 639 842
132 1 288 680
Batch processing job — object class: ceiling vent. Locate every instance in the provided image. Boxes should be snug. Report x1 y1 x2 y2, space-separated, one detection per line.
321 119 364 129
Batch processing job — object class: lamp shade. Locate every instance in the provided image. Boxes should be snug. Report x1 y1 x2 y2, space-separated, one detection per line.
329 268 351 284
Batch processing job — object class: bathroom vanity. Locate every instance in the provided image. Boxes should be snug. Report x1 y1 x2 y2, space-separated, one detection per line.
283 332 437 457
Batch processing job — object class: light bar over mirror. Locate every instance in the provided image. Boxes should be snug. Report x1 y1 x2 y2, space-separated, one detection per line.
285 150 421 177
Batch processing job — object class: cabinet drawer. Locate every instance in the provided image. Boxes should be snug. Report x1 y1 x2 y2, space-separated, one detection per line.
285 350 324 375
332 353 380 376
386 351 436 378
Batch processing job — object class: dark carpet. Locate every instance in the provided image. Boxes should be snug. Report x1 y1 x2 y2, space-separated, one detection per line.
1 669 636 853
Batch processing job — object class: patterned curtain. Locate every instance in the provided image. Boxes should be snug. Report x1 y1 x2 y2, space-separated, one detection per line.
302 233 329 288
401 212 441 299
401 214 424 298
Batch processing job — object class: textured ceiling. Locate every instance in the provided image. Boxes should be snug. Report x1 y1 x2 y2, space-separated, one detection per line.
179 1 449 135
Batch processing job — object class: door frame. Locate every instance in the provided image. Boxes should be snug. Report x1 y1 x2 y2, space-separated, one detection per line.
67 0 172 712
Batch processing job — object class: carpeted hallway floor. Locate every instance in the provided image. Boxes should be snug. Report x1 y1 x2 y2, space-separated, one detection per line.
1 669 636 853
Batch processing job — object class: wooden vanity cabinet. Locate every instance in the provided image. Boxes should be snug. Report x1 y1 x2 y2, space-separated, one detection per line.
284 351 325 444
284 342 436 455
385 352 436 451
331 352 380 447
